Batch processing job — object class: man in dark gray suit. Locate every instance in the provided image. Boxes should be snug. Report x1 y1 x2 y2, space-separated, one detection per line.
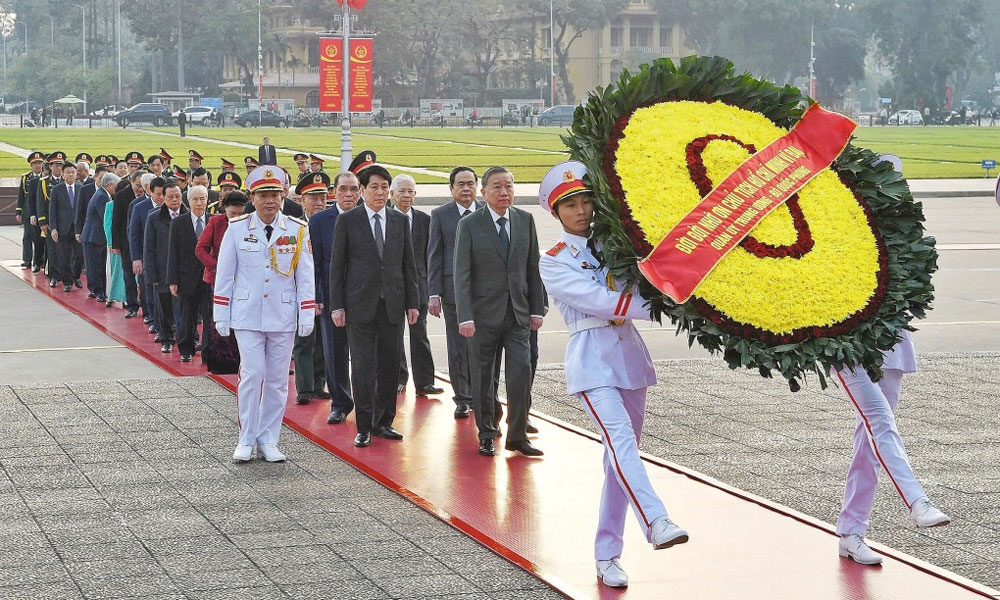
391 174 443 397
454 166 545 457
428 167 484 418
330 164 419 448
47 164 84 292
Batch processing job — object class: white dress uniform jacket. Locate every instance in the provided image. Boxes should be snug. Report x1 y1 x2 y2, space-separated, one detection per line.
214 212 315 331
539 232 656 394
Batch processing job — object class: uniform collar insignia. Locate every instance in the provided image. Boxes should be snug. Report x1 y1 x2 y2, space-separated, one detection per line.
569 244 580 258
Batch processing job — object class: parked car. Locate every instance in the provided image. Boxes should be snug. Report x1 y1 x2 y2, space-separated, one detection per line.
888 109 923 125
233 110 288 128
114 103 171 127
172 105 217 125
537 104 576 126
91 105 122 117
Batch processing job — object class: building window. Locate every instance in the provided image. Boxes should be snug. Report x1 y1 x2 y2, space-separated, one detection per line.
541 27 550 49
611 26 623 48
659 22 673 49
630 26 652 49
306 90 319 108
308 43 319 67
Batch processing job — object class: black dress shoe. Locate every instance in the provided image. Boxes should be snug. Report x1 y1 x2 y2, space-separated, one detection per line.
96 295 106 302
31 265 40 273
526 420 539 434
180 354 193 362
416 384 445 395
478 439 496 456
148 324 157 333
20 262 30 269
454 403 471 419
74 279 83 289
153 334 165 343
505 440 544 456
125 309 138 318
161 342 173 353
327 410 346 424
314 391 331 400
375 426 404 440
49 278 58 288
295 392 312 405
353 432 371 447
63 284 73 292
87 292 96 298
143 316 152 324
105 300 114 308
194 343 203 352
396 383 406 394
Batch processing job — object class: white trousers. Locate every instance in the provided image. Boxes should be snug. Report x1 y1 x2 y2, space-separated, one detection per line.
835 368 926 535
234 329 295 448
579 386 669 560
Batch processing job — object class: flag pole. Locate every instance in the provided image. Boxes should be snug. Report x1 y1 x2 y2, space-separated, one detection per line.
339 1 352 172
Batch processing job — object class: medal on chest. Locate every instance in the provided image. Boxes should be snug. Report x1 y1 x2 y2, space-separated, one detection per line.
269 227 304 276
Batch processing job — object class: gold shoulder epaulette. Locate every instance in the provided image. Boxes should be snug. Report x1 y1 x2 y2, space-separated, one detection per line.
229 214 250 223
546 241 567 257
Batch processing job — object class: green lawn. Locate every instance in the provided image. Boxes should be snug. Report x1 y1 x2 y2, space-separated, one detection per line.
2 124 998 181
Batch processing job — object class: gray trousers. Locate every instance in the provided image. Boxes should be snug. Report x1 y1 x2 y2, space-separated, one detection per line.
468 304 531 443
442 301 473 405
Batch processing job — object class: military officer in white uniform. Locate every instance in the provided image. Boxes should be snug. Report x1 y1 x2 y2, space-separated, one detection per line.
537 161 688 589
834 156 949 566
214 166 316 463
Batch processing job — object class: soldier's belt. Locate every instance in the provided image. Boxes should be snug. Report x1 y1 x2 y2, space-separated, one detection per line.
568 317 617 335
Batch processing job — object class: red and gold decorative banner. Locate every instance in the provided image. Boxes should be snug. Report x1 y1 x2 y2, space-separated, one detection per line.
637 104 857 303
349 38 373 112
318 38 342 112
318 38 374 113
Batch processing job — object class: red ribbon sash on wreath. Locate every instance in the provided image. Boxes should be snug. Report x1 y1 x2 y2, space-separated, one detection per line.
637 104 857 303
336 0 369 8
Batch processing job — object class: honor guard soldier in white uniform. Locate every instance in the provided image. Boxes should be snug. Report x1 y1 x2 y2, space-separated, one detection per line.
537 161 688 589
214 166 316 463
834 156 949 566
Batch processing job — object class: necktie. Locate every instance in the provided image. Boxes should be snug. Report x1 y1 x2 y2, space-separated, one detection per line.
373 213 384 260
460 209 470 219
195 217 204 237
170 211 177 219
265 224 273 241
497 216 509 258
68 185 75 209
587 237 599 257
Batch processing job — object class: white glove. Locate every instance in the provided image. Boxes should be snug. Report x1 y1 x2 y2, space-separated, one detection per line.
298 324 314 337
215 321 230 337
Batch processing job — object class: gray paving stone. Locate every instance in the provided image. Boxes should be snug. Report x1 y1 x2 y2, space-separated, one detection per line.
185 585 287 600
281 580 391 600
74 573 179 599
0 562 70 587
169 567 272 592
0 579 83 599
372 572 480 598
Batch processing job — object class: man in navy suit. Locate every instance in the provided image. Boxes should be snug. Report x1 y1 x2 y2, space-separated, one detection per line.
78 171 117 302
309 169 359 425
47 164 84 292
130 176 164 338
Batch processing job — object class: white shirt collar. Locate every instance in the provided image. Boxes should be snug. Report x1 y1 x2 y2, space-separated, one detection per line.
364 203 386 221
455 201 474 216
191 212 206 226
486 204 509 223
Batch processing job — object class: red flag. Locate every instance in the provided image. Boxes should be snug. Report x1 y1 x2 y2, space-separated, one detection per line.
336 0 368 8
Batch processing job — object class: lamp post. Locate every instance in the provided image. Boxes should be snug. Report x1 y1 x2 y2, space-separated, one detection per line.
339 0 351 171
116 0 121 105
72 4 86 113
0 12 15 97
549 0 554 106
257 0 262 125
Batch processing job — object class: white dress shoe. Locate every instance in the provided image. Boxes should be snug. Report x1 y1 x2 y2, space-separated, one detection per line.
650 516 689 549
232 445 254 462
838 534 883 565
595 558 628 588
258 443 286 463
910 497 950 528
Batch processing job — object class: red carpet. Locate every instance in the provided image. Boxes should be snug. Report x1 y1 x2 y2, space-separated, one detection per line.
7 260 995 600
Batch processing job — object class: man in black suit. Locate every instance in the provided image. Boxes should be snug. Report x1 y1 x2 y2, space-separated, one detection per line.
111 171 143 317
428 167 484 417
80 171 117 302
145 181 188 353
390 174 443 397
258 137 277 165
75 164 104 298
47 163 84 292
454 166 545 457
167 184 211 362
329 164 419 448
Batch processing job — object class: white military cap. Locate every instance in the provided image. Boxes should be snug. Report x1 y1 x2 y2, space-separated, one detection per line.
245 165 288 193
538 160 589 212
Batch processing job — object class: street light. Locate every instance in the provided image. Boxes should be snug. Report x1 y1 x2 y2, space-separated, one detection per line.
549 0 555 106
72 3 86 114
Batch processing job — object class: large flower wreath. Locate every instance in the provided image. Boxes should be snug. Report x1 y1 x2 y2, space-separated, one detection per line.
564 56 937 389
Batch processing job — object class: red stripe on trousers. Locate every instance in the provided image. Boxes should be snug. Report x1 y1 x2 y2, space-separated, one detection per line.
581 391 651 528
836 370 912 508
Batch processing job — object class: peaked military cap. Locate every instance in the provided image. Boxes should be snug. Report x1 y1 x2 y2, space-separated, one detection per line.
217 171 243 189
295 171 330 196
75 152 93 164
27 151 46 164
188 149 204 161
348 150 377 175
125 151 145 165
245 166 286 193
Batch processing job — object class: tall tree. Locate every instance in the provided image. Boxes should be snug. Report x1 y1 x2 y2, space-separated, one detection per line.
519 0 629 104
862 0 982 108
